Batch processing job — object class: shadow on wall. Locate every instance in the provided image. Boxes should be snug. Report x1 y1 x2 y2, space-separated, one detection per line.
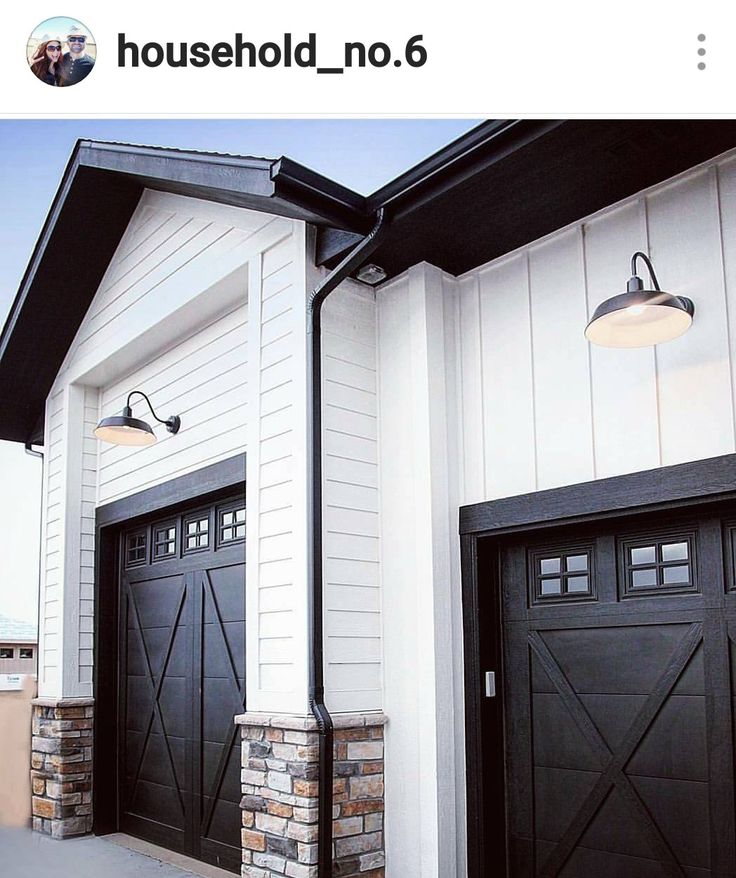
0 676 36 827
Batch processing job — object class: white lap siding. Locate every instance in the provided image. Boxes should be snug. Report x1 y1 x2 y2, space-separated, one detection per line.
321 281 381 714
37 189 298 701
97 304 248 504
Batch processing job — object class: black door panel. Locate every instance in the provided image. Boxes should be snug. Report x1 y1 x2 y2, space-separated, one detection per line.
492 512 736 877
118 495 245 873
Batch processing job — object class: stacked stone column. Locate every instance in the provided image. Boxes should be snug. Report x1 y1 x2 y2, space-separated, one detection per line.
30 698 94 838
237 713 386 878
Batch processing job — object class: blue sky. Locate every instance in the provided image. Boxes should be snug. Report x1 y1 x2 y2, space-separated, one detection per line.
0 118 479 623
29 17 95 41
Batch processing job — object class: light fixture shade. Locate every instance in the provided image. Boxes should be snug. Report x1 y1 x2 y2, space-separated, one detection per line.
94 414 157 446
585 289 694 349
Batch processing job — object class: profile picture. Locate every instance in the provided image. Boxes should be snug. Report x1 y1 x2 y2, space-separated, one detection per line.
27 17 96 87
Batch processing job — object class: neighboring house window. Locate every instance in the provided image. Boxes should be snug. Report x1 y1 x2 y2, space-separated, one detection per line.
19 648 33 659
0 648 13 659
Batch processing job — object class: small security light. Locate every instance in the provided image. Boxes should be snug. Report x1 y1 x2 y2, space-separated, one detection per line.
355 263 387 285
585 251 695 348
94 390 181 447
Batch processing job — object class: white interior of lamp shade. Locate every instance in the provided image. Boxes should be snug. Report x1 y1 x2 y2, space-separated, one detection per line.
586 303 692 348
94 423 157 446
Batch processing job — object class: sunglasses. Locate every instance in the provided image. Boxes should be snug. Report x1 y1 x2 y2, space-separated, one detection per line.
68 36 86 43
47 45 61 51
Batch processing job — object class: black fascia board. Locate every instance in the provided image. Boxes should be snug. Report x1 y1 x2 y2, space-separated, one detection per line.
79 142 369 231
315 119 561 267
365 119 562 220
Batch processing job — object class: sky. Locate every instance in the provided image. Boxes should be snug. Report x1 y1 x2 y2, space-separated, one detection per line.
29 17 95 41
0 118 479 625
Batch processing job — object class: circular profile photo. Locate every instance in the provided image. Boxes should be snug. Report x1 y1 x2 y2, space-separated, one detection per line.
27 17 96 87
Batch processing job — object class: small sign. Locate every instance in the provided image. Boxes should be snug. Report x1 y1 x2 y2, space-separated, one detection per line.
0 674 24 691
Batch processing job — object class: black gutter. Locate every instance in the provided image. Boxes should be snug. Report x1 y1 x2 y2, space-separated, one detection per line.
306 208 388 877
271 156 369 233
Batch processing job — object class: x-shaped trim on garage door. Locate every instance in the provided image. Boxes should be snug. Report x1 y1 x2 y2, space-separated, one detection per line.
125 577 188 817
195 569 247 840
529 622 703 878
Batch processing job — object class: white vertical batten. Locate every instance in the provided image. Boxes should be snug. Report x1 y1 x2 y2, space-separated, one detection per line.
716 156 736 433
647 169 735 464
479 254 536 497
712 163 736 446
528 229 594 490
584 200 660 478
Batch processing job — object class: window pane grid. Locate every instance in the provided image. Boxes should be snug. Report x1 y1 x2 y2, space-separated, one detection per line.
534 549 594 602
218 504 246 546
126 532 147 567
622 535 696 596
184 516 209 552
153 524 177 560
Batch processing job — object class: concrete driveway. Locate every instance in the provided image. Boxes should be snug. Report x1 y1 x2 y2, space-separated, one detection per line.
0 829 231 878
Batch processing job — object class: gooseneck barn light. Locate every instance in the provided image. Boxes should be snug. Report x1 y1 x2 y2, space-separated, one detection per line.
585 251 695 348
94 390 181 447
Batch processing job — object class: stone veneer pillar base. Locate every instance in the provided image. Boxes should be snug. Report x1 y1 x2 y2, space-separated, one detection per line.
236 712 387 878
31 697 94 838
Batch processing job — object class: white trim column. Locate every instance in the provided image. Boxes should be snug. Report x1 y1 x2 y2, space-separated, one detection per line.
38 381 91 699
377 262 460 878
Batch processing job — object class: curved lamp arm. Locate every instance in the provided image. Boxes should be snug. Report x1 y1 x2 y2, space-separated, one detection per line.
125 390 181 434
630 251 662 291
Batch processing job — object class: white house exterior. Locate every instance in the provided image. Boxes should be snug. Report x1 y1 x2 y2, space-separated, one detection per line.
4 120 736 878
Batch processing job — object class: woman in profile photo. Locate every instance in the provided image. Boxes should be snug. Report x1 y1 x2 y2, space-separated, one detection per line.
30 38 63 86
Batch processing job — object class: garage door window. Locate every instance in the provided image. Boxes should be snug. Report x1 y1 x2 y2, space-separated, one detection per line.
184 513 210 553
530 546 595 604
621 532 697 597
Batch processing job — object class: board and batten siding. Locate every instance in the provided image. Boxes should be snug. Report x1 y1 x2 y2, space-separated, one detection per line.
375 148 736 877
455 152 736 502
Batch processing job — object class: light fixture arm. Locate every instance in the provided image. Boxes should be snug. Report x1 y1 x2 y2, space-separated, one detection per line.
630 251 662 291
124 390 180 434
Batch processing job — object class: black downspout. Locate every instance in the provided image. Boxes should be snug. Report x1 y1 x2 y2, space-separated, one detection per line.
307 208 388 877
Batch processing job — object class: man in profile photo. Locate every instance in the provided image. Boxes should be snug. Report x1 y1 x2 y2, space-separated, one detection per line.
59 25 94 86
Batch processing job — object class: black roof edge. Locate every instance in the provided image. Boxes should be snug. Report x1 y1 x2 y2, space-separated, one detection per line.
365 118 564 219
313 120 563 266
0 140 83 365
0 138 372 379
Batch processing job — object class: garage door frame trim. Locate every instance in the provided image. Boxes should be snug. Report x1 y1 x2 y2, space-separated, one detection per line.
459 451 736 878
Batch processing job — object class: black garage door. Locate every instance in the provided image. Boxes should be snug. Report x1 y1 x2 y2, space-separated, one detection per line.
487 508 736 877
118 494 245 873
